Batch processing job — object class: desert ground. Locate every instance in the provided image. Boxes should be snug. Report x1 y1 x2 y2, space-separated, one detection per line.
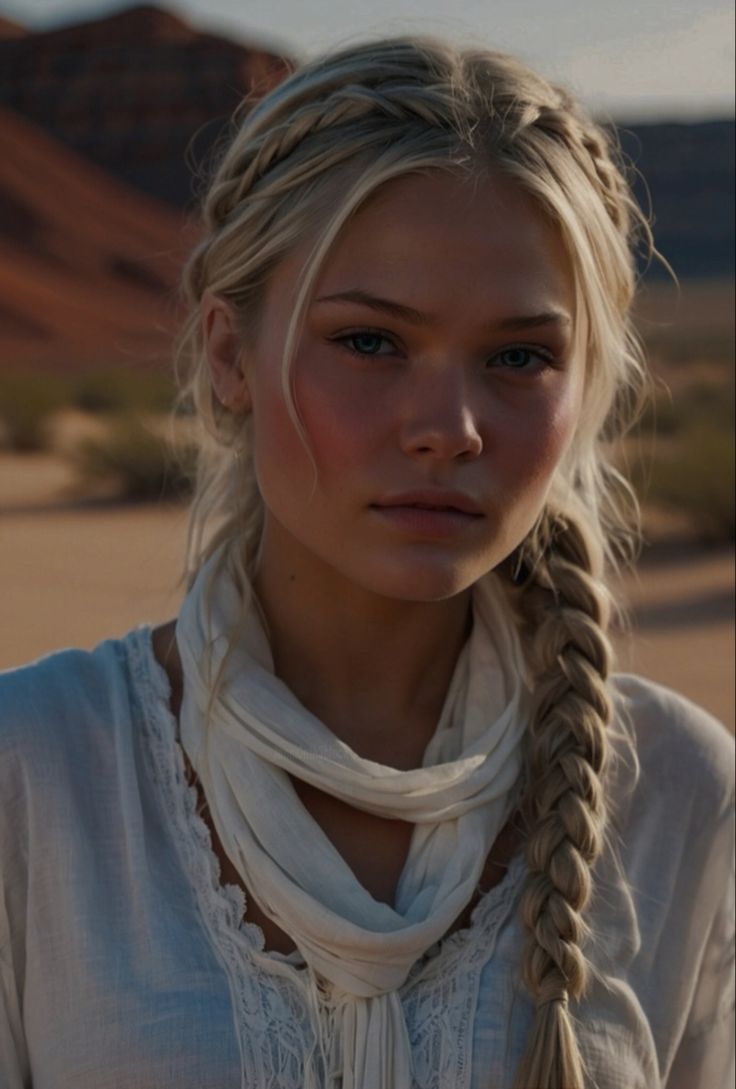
1 450 733 732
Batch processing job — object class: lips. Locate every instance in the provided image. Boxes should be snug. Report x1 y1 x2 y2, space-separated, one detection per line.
369 491 484 538
371 491 484 516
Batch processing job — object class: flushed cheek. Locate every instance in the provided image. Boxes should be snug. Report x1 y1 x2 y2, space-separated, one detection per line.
294 375 388 477
250 375 372 517
533 396 579 479
548 373 585 464
496 386 581 510
250 385 317 508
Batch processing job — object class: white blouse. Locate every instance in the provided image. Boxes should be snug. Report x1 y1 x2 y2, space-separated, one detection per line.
0 627 733 1089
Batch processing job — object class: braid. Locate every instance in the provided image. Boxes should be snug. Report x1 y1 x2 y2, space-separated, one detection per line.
520 99 631 236
205 64 463 229
510 510 613 1089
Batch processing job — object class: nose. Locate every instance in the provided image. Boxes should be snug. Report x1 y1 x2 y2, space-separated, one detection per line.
399 369 484 462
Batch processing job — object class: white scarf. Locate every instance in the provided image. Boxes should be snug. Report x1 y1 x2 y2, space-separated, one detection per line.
176 544 529 1088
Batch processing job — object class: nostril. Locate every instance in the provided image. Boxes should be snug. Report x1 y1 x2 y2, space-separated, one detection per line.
399 400 484 461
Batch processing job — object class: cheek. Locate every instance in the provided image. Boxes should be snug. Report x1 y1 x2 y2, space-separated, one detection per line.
492 386 581 558
292 367 384 476
250 379 312 502
539 382 582 471
498 379 582 498
250 363 371 506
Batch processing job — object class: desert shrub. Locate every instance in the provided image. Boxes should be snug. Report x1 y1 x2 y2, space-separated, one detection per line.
684 380 735 430
71 369 175 415
629 364 735 542
636 379 734 437
644 328 735 367
0 372 67 451
0 368 177 451
633 420 735 541
71 415 195 502
635 393 680 437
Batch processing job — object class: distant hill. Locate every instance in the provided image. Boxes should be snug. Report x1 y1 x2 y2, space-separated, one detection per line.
0 4 290 207
617 120 735 280
0 15 25 39
0 106 194 370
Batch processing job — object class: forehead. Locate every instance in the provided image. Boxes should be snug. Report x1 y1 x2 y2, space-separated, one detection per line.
260 169 576 329
316 170 574 316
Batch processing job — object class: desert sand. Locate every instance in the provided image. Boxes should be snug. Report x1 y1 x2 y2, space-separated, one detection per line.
1 452 733 730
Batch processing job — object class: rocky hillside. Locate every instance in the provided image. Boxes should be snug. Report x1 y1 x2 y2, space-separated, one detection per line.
0 15 25 38
0 106 194 370
617 120 734 280
0 4 290 207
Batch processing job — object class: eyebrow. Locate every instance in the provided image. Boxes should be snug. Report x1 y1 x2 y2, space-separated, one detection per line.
313 289 572 331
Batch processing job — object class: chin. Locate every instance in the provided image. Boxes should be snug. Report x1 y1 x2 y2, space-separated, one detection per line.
360 558 497 604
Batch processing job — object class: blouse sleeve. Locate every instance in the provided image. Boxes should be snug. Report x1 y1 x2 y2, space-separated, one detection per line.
0 899 30 1088
0 685 31 1088
665 793 735 1089
665 1012 735 1089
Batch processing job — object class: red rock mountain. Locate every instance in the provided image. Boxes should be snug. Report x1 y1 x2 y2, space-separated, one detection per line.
0 105 196 371
0 16 26 39
0 4 291 207
0 5 291 373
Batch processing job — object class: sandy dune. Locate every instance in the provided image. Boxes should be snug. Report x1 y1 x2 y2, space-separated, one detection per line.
1 453 733 730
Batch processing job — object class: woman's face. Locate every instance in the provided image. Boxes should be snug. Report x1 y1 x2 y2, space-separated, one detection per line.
235 171 582 602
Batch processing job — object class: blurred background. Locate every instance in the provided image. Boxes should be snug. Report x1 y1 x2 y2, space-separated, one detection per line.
0 1 733 726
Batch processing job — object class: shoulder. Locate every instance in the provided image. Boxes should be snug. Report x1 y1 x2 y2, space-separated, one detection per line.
0 630 150 769
610 672 734 826
612 673 733 780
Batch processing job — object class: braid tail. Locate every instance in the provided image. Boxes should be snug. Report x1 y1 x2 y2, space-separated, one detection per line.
511 513 613 1089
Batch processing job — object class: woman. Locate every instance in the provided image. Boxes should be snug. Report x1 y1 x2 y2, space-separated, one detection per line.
0 36 733 1089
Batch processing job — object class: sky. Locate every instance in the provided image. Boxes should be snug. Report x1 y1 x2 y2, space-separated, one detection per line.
4 0 735 121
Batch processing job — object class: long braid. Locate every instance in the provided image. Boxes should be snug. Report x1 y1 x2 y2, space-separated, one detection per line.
510 510 613 1089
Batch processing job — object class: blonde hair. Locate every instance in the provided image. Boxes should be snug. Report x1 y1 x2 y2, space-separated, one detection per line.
175 36 653 1089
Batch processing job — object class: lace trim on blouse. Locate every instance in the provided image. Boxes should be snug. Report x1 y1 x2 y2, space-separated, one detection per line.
128 625 527 1089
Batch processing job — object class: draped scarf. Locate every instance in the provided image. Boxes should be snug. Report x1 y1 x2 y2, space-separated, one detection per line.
176 544 530 1087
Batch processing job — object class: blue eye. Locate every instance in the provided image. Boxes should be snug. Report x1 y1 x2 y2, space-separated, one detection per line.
351 333 385 354
492 346 553 371
336 330 396 357
499 348 532 368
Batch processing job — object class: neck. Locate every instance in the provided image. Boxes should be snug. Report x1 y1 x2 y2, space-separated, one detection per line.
253 532 472 767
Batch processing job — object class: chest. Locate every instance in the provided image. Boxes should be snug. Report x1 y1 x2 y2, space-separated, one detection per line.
185 751 525 955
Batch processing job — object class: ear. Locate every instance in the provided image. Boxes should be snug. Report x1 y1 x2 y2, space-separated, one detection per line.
201 290 252 413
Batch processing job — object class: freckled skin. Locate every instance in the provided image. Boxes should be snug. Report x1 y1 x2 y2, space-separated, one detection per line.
244 171 583 605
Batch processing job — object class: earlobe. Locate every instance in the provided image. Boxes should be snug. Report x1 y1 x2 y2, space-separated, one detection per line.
201 290 252 413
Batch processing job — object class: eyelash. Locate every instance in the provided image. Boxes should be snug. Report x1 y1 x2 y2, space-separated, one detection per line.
330 328 558 371
331 330 397 358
